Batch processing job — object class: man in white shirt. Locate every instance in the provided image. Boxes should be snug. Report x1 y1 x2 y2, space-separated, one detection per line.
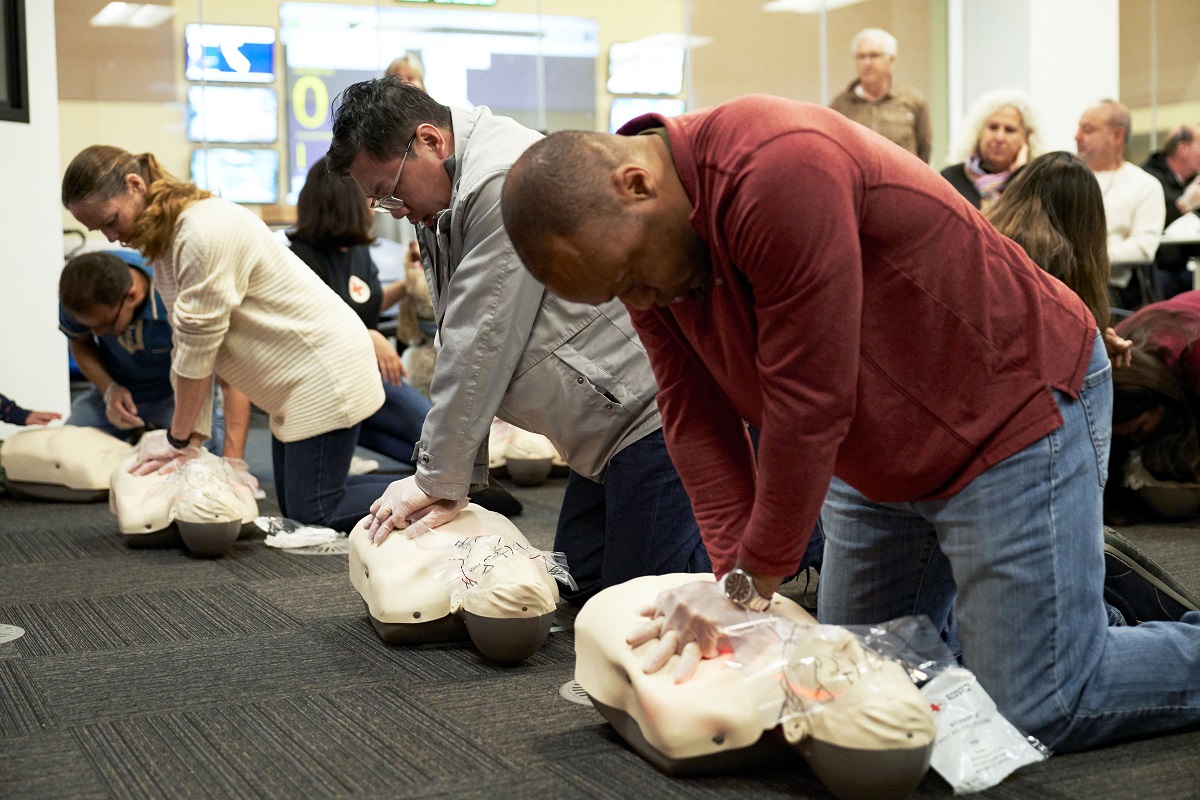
1076 99 1165 309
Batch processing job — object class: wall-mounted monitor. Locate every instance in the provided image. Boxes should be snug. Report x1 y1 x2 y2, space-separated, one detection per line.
606 40 684 96
191 148 280 205
187 85 278 144
609 97 686 134
185 23 275 84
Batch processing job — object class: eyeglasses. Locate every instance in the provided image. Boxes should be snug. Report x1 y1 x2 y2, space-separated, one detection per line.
93 294 127 336
368 132 417 213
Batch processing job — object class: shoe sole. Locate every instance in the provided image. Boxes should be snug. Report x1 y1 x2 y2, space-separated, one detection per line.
1103 527 1200 612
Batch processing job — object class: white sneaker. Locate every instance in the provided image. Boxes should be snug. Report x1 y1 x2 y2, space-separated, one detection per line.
348 455 380 476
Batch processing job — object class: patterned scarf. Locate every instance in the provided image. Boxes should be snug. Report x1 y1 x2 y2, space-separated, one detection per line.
964 152 1014 210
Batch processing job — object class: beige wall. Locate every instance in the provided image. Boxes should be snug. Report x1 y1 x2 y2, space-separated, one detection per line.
56 0 1200 240
58 0 689 240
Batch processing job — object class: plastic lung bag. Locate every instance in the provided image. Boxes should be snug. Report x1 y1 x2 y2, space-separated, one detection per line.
921 667 1049 793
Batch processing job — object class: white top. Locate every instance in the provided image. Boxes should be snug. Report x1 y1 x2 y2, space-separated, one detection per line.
154 197 384 442
1094 161 1166 265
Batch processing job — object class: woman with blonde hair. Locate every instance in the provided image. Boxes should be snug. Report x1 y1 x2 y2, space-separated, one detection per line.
62 145 400 532
942 90 1041 210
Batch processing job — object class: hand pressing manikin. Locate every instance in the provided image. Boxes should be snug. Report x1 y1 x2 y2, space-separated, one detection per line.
361 475 468 544
625 580 758 683
129 428 198 476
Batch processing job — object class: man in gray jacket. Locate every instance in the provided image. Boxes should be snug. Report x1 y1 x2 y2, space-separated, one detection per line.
328 79 770 603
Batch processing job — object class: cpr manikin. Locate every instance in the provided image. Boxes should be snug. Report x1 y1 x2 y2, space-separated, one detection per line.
348 503 569 663
488 419 561 486
575 574 937 800
1 425 133 502
110 449 258 556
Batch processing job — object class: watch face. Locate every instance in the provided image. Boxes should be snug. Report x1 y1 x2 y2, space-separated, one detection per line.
724 570 753 605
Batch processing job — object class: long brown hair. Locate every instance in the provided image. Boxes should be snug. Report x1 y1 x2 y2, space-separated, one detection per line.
1113 310 1200 481
61 145 211 262
288 156 375 252
986 151 1111 330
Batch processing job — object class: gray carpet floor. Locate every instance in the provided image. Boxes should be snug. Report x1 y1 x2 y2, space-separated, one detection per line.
2 418 1199 798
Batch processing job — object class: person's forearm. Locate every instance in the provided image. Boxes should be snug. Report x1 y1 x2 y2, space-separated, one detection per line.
380 279 407 313
217 379 250 460
171 374 213 444
69 338 116 396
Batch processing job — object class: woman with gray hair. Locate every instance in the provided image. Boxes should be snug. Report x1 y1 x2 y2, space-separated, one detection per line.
941 90 1042 210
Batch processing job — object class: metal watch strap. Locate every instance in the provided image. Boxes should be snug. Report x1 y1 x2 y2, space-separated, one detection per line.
723 568 773 612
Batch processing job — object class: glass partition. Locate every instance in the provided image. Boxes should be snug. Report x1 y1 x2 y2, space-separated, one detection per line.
59 1 1187 236
1120 0 1200 164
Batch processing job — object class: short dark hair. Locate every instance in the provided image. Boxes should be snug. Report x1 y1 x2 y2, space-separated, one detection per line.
60 251 133 316
288 156 374 250
326 76 452 177
503 131 627 277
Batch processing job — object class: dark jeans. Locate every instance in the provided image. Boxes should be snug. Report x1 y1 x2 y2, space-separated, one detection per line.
271 423 396 532
1153 267 1193 302
555 430 711 605
358 379 431 466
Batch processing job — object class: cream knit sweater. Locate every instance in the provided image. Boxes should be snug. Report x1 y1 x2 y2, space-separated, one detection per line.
153 198 383 443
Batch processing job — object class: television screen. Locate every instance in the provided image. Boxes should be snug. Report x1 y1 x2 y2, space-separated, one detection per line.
606 41 684 96
609 97 686 133
191 148 280 204
187 86 278 144
185 23 276 83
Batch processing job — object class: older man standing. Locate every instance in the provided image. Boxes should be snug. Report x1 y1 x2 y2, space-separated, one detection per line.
1076 99 1165 308
500 95 1200 754
830 27 931 163
1140 124 1200 300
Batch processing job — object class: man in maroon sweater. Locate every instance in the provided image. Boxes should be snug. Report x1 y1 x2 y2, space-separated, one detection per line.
501 95 1200 752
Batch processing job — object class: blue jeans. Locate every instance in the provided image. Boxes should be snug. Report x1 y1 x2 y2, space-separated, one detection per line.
270 423 396 532
555 430 712 605
357 380 431 466
67 388 226 456
818 334 1200 751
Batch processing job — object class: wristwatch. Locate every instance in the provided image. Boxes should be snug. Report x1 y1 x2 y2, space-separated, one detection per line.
720 568 772 612
165 430 191 450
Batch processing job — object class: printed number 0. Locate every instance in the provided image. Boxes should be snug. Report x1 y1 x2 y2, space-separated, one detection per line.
292 75 329 129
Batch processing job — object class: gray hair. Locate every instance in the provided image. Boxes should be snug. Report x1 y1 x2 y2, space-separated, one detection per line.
1163 124 1197 157
851 28 897 58
949 89 1042 164
1096 98 1132 146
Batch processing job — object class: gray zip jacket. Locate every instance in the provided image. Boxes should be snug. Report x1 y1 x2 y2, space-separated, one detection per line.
412 105 662 499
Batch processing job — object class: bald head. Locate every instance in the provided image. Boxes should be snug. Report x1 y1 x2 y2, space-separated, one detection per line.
503 129 709 310
503 131 632 280
1076 99 1130 172
1164 124 1200 180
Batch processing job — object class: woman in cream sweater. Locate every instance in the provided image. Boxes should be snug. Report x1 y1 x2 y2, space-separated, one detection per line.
62 145 392 532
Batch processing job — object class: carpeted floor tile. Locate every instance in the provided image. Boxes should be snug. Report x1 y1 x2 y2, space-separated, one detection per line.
0 729 111 800
0 583 299 657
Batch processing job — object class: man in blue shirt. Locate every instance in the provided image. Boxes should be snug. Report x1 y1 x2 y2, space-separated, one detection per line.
58 250 227 452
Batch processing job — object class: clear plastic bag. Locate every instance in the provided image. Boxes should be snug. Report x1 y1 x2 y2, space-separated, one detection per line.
921 667 1050 793
421 533 576 606
255 515 347 554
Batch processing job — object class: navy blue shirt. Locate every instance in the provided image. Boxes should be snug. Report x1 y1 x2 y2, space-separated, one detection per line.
59 251 174 403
